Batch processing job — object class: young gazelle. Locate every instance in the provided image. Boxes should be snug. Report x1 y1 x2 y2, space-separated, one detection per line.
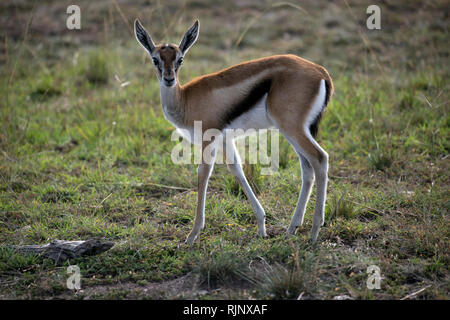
134 19 333 244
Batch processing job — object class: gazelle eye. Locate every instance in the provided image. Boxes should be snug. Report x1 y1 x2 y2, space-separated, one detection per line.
177 57 183 65
152 57 159 65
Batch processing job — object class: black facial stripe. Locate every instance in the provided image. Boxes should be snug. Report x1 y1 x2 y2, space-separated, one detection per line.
221 79 272 126
174 58 183 71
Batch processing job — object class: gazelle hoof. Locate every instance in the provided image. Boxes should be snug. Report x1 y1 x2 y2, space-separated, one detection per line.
185 234 197 245
286 225 298 235
257 228 267 238
310 231 320 243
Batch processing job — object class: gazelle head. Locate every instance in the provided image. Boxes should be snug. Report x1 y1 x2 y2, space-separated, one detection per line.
134 19 199 88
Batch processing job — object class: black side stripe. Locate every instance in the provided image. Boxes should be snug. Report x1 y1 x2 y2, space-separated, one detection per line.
309 79 330 138
222 79 272 125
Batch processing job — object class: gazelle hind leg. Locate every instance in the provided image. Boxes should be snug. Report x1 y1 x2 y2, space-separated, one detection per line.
309 148 328 242
280 131 328 242
286 154 315 234
265 76 329 241
225 140 267 237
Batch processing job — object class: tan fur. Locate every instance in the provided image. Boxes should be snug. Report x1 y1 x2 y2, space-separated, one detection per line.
152 47 334 145
135 19 334 243
173 54 333 158
157 45 177 79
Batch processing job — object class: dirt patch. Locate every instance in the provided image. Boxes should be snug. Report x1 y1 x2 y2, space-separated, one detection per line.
60 272 236 299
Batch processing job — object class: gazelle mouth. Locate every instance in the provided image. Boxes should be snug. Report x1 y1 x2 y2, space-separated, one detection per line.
163 78 175 86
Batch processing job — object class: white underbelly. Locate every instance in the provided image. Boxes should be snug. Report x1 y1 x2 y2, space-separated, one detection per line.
224 94 274 137
170 94 274 146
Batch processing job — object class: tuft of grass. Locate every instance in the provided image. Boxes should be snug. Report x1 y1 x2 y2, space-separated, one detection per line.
85 51 109 85
368 149 394 172
186 243 246 288
29 74 61 101
40 186 78 204
248 250 319 299
326 192 360 221
0 248 40 272
398 88 419 111
367 136 395 172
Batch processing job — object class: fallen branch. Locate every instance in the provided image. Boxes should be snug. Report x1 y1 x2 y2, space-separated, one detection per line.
11 239 114 264
348 200 386 216
400 285 432 300
142 182 191 191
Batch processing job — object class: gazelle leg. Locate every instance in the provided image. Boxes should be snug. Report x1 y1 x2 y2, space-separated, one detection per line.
286 154 315 234
185 142 217 245
277 130 328 242
225 140 267 237
291 136 328 242
310 149 328 242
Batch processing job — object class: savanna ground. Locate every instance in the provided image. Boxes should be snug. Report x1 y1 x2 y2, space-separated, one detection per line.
0 0 448 300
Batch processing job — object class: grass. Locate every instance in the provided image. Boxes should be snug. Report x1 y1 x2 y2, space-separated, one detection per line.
247 248 321 300
0 0 449 299
85 51 110 85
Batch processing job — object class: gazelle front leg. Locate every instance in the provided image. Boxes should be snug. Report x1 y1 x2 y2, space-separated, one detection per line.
224 139 267 238
185 142 217 245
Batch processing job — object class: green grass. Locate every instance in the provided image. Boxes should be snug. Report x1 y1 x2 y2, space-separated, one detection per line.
0 0 448 299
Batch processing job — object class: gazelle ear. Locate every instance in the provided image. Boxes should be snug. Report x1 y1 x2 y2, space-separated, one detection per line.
134 19 155 54
179 20 199 54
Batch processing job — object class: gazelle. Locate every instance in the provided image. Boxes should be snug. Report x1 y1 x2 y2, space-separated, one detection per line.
134 19 333 244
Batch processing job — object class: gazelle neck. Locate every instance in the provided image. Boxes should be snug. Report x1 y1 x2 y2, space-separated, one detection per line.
160 83 185 127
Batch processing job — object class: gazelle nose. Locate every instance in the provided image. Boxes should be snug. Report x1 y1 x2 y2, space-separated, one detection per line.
163 77 175 86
